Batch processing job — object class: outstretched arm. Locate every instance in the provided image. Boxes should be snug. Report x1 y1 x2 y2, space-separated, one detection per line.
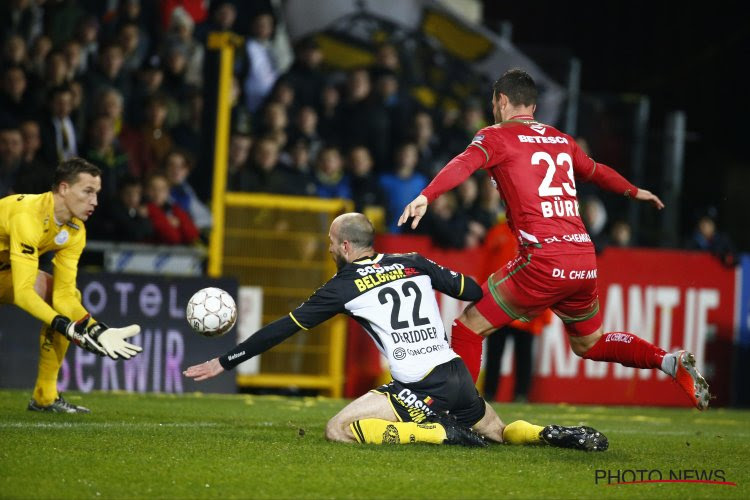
398 146 486 230
183 315 300 381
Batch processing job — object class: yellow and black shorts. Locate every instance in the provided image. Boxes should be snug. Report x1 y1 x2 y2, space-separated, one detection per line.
373 357 486 427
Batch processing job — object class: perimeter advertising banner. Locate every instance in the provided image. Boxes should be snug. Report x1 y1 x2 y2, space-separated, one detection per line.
0 273 238 394
362 237 738 406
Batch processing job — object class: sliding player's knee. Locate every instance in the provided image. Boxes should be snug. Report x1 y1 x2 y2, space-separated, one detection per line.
324 417 348 442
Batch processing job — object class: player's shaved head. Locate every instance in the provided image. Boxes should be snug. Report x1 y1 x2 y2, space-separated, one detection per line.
331 213 374 249
493 69 537 107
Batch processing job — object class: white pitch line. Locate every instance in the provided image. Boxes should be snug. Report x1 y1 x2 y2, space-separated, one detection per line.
0 422 223 429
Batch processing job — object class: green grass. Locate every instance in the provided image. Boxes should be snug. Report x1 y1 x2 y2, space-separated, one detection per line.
1 390 748 499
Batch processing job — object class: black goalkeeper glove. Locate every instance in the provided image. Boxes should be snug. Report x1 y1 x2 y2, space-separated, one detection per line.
51 314 107 357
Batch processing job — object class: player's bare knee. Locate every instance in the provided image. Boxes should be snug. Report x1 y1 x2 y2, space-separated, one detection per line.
324 418 348 442
569 330 603 357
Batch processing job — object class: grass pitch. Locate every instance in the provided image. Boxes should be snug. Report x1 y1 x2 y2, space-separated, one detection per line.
0 390 748 499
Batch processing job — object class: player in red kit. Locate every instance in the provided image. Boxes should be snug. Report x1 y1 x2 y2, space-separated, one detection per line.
398 69 710 410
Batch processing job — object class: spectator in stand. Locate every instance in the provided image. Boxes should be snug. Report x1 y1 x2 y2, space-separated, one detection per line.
163 6 204 87
348 145 384 212
163 149 212 235
373 68 413 155
30 50 70 110
470 172 502 231
0 1 43 43
456 175 488 245
39 84 78 165
226 132 253 191
288 106 322 161
27 35 52 79
379 142 428 233
267 78 296 111
258 101 288 138
0 125 24 197
317 83 343 147
128 55 164 126
19 119 43 165
62 38 86 79
67 80 86 140
144 171 200 245
82 115 130 204
120 94 174 178
340 68 390 170
170 85 203 158
118 21 147 74
195 2 238 42
2 35 27 69
609 220 633 248
442 99 488 156
160 40 192 108
418 192 477 249
240 136 291 194
412 110 445 177
73 16 99 72
686 207 736 267
93 87 125 136
280 138 316 196
314 146 351 200
230 75 252 136
1 65 33 123
83 42 131 108
282 37 326 109
241 12 281 113
108 174 154 243
580 195 609 253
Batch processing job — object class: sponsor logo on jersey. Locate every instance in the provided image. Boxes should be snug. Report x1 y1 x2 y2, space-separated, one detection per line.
471 134 485 144
544 233 592 244
406 344 446 356
227 351 245 361
354 268 406 292
394 388 437 423
552 268 597 279
393 347 407 360
529 123 547 135
54 229 69 245
355 262 404 276
518 135 569 144
20 243 35 255
391 326 438 344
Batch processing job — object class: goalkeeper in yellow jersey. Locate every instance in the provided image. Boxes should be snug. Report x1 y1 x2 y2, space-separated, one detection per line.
0 158 143 413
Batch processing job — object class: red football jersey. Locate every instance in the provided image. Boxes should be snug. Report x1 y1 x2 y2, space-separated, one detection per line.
471 117 603 255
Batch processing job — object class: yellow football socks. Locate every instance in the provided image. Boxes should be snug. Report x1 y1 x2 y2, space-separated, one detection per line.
32 326 70 406
503 420 545 445
350 419 448 445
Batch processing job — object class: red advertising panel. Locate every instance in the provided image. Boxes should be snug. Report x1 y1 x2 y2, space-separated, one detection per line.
348 238 737 407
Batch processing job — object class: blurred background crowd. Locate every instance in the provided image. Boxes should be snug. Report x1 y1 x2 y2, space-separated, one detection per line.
0 0 737 264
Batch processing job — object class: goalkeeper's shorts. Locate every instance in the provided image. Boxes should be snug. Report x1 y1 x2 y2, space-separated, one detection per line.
372 357 486 427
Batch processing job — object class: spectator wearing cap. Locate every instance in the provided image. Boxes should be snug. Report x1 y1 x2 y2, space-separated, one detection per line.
163 6 204 87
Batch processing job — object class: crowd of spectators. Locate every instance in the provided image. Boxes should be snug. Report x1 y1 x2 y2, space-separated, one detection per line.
0 0 736 260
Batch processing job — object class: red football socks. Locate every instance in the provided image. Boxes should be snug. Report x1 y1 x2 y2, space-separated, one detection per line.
582 332 666 369
451 320 483 382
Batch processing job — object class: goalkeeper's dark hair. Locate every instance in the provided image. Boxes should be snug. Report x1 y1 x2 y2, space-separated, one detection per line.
492 69 537 107
52 157 101 191
337 213 375 249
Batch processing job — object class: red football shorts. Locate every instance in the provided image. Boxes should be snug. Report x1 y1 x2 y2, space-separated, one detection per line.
475 250 602 336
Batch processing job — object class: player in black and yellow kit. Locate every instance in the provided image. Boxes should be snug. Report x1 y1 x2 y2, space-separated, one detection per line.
0 158 143 413
185 213 607 451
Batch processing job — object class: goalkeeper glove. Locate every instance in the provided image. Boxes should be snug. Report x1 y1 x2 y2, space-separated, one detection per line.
86 323 143 360
51 314 106 356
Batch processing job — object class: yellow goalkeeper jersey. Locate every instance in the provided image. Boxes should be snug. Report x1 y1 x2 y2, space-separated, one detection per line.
0 192 89 325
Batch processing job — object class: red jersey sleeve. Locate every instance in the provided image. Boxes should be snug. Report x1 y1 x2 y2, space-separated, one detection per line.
421 127 499 203
571 139 638 198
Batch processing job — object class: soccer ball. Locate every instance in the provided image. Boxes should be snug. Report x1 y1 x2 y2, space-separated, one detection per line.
186 287 237 337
